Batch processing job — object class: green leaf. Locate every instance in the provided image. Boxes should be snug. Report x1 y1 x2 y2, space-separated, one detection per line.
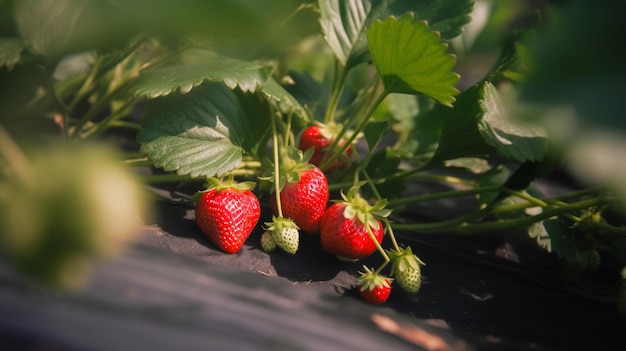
367 14 460 106
261 77 311 124
363 120 390 151
0 38 24 69
136 83 248 178
131 58 270 98
387 0 474 40
477 82 549 163
427 84 495 166
13 0 86 57
319 0 386 68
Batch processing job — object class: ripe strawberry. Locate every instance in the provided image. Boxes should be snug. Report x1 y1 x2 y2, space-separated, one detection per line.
388 246 425 294
194 178 260 254
298 123 352 172
357 266 393 304
319 186 390 260
270 164 328 234
265 216 300 254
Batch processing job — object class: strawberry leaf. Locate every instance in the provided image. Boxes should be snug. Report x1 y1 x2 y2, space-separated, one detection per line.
477 82 549 163
387 0 474 40
367 14 460 107
261 77 311 124
137 82 250 178
0 38 23 68
13 0 85 57
131 58 270 98
319 0 386 68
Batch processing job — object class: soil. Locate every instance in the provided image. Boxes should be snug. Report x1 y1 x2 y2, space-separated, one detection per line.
1 174 624 351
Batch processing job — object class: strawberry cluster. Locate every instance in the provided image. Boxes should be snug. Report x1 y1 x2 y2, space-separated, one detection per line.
193 123 425 304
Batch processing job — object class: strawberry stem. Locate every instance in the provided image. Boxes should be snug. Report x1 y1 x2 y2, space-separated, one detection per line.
323 60 347 124
365 219 390 274
270 108 284 218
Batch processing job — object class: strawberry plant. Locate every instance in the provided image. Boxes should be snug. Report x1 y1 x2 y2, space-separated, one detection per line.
1 0 626 310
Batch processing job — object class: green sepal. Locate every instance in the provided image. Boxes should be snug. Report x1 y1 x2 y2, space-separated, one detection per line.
356 266 392 292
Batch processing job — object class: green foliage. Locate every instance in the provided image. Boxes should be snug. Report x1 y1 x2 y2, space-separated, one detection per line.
1 0 625 308
0 38 23 69
137 83 251 178
367 14 460 106
131 57 271 98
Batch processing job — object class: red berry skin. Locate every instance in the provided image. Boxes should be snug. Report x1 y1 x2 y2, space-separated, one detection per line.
299 125 352 171
195 188 260 254
359 281 392 304
320 203 383 259
271 167 328 234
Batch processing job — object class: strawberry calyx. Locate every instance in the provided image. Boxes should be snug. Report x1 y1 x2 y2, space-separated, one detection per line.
356 266 393 292
260 147 315 193
191 176 256 202
339 184 391 231
387 246 426 275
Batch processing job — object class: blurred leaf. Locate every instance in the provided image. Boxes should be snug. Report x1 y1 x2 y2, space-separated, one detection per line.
131 58 270 98
13 0 86 57
477 82 548 163
545 218 601 275
522 0 626 131
137 82 249 178
477 164 511 206
427 84 494 166
0 38 23 68
364 148 405 200
319 0 385 68
363 120 390 151
367 14 460 106
387 0 475 40
261 77 311 124
403 96 441 160
283 70 329 121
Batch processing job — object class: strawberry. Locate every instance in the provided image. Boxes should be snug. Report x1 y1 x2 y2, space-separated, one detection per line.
356 266 393 304
270 158 328 234
265 216 300 254
388 246 425 294
260 231 276 252
319 186 390 260
194 178 260 254
298 123 352 172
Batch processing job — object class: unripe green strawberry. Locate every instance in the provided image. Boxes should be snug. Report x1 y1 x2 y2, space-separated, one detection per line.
265 216 300 254
395 265 422 294
260 231 276 252
388 246 425 294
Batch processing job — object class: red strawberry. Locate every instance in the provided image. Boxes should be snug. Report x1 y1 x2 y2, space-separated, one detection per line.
319 187 390 260
270 165 328 234
195 178 260 254
298 123 352 172
357 266 393 304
